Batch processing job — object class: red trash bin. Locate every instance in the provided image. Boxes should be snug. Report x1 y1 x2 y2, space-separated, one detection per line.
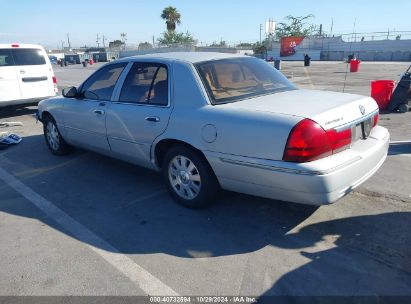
350 59 361 72
371 80 395 110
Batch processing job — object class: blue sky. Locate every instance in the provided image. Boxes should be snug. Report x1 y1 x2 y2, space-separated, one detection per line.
0 0 410 48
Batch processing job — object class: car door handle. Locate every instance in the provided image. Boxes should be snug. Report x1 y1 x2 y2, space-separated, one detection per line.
145 116 160 122
93 110 105 115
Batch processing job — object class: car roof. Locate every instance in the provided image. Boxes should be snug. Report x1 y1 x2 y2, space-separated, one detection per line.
123 52 246 64
0 43 45 50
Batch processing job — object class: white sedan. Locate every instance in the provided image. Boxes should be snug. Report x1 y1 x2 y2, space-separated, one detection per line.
37 52 389 208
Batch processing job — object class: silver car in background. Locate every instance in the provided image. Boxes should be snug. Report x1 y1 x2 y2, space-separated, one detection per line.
37 52 389 208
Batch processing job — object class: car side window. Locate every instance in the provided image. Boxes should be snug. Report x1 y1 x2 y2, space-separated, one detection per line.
80 63 127 101
119 63 168 106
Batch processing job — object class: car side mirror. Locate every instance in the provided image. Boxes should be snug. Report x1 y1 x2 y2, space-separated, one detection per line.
62 86 78 98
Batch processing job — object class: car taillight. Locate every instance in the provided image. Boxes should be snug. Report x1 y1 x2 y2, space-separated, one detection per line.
283 119 332 162
52 76 57 84
373 113 379 127
326 128 352 153
11 44 19 48
283 119 352 163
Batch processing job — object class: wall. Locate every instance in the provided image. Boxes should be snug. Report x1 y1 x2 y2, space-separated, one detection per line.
321 50 411 61
120 47 193 58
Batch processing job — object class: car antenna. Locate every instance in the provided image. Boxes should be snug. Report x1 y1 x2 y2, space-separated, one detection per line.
343 18 357 93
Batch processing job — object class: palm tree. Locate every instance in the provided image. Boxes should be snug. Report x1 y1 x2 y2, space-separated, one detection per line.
161 6 181 32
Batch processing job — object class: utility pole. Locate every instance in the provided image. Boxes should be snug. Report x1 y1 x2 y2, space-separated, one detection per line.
259 24 262 44
330 18 334 37
96 34 100 48
353 18 357 42
120 33 127 50
66 33 71 50
152 35 155 47
102 35 106 48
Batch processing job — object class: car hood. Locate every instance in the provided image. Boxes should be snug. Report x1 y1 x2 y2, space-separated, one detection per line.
217 89 379 129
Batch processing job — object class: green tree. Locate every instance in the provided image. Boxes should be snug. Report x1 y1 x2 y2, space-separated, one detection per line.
138 42 153 50
157 31 196 46
210 41 227 47
252 42 267 55
236 42 254 48
161 6 181 32
108 40 124 49
276 15 319 38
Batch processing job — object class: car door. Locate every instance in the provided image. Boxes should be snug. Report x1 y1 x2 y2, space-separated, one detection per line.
63 62 128 153
106 62 172 167
12 47 55 100
0 48 22 103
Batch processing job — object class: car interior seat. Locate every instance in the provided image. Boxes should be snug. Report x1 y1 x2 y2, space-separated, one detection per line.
150 80 168 105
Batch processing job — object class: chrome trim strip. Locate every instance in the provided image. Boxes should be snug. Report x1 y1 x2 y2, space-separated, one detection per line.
219 156 362 176
111 101 170 108
334 109 379 132
64 126 106 138
108 136 145 146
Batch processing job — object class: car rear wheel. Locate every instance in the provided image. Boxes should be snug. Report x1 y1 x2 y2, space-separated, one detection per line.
398 103 409 113
162 146 218 209
43 115 71 155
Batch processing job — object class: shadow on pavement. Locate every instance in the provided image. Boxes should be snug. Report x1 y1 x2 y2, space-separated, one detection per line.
389 141 411 156
259 212 411 297
0 134 319 258
0 104 37 119
1 135 410 295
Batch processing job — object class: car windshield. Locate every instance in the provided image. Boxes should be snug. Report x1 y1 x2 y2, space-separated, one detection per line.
195 57 296 104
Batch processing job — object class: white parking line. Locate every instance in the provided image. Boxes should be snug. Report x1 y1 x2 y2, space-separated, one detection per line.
0 167 179 296
303 67 315 89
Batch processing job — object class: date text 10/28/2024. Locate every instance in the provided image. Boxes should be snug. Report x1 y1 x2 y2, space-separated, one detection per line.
149 296 257 303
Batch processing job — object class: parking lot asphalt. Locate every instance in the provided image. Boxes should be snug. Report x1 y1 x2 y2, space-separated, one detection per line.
0 61 410 297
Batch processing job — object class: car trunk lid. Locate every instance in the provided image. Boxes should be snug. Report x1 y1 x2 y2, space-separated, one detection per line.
219 89 379 130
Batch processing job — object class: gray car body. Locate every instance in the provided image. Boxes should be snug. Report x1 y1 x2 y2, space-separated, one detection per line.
38 53 300 167
38 52 389 205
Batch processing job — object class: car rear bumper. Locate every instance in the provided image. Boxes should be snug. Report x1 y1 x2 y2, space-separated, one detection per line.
205 126 390 205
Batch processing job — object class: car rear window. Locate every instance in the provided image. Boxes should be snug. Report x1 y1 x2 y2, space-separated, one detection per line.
0 49 14 66
12 48 46 66
195 57 295 104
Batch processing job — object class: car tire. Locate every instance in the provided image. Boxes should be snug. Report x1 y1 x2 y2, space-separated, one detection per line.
398 103 409 113
43 115 71 155
162 146 219 209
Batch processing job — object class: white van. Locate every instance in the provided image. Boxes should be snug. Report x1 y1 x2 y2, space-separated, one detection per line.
0 44 57 107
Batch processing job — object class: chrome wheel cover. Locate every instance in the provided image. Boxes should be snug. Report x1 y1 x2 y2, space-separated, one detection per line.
46 121 60 151
168 155 202 200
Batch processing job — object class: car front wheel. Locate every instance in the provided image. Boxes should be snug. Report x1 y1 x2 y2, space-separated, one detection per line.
43 115 71 155
162 146 218 209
